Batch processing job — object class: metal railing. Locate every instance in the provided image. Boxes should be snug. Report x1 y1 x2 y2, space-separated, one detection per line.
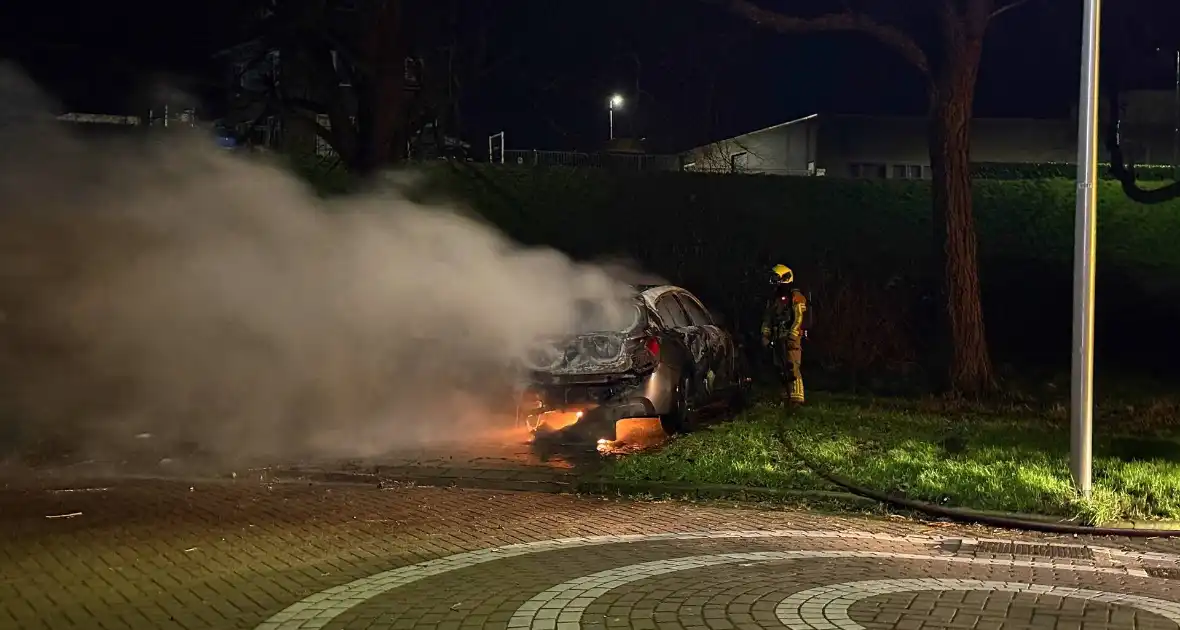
682 164 818 176
501 149 683 172
494 149 825 176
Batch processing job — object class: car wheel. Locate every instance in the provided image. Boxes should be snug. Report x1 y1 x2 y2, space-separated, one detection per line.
729 362 753 412
729 378 751 412
660 373 693 435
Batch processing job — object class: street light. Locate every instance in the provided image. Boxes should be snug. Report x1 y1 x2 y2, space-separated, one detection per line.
608 94 624 140
1155 46 1180 178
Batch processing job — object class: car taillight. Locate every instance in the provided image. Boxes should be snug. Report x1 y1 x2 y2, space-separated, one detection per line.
644 337 660 358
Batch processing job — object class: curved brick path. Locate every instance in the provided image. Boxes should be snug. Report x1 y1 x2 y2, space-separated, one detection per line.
2 480 1180 629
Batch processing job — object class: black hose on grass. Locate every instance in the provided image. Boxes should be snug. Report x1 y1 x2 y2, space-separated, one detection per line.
773 427 1180 538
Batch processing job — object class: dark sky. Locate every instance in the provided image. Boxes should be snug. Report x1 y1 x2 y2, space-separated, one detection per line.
3 0 1177 152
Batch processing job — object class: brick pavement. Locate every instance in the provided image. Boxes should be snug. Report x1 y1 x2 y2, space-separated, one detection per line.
1 479 1179 629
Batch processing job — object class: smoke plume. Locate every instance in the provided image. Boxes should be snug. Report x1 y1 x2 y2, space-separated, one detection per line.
0 66 641 468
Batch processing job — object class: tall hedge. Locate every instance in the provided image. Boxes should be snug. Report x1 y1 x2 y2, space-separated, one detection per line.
973 162 1177 181
423 165 1180 287
413 164 1180 369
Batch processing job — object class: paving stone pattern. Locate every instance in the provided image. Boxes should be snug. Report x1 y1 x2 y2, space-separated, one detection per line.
2 480 1180 629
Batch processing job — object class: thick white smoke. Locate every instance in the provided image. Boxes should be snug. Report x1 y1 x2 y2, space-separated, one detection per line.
0 65 643 467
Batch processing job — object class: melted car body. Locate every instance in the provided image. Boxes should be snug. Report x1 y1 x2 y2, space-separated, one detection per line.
518 285 747 444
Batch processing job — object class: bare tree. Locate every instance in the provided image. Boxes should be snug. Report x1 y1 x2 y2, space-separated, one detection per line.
225 0 467 173
709 0 1033 394
423 0 523 152
227 0 517 172
222 0 412 173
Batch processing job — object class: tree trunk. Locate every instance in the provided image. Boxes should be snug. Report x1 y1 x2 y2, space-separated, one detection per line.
351 0 410 176
928 38 995 395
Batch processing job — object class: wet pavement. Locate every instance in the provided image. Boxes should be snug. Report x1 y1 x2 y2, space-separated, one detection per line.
3 480 1180 629
7 412 1180 630
0 410 682 495
0 425 608 493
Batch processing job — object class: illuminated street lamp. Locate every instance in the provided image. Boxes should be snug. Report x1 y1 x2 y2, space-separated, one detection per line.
608 94 624 140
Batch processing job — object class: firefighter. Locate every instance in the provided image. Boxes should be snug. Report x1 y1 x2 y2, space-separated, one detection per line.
760 264 807 404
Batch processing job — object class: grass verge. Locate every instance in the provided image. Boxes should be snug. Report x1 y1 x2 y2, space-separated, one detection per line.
605 394 1180 525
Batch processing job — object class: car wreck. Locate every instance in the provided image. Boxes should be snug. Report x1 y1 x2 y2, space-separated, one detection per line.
517 284 747 449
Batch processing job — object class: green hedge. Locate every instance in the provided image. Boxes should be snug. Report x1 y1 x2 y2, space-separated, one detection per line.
293 159 1180 295
419 165 1180 290
973 162 1178 181
288 161 1180 363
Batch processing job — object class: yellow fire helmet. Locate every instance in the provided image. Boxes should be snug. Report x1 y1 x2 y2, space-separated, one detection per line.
771 264 794 284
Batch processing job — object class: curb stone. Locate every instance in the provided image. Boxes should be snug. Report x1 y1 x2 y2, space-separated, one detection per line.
257 467 1180 532
583 479 1180 531
572 478 877 504
1101 520 1180 531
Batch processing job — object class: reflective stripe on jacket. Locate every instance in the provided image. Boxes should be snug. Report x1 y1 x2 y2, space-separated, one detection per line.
761 288 807 340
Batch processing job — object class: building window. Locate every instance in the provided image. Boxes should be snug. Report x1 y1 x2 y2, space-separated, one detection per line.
849 163 886 179
892 164 924 179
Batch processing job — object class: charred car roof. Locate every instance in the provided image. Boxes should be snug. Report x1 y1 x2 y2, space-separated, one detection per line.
635 284 682 305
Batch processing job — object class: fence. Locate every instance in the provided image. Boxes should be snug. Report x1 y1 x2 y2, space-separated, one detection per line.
501 149 684 172
682 163 818 176
494 149 825 176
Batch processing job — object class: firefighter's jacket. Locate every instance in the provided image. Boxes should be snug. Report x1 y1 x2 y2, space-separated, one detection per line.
761 287 808 341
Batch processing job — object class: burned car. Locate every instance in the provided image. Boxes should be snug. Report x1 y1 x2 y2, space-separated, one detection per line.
517 284 748 445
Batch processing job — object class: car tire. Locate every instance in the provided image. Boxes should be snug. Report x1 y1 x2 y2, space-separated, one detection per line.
729 361 753 412
660 373 693 435
728 379 749 412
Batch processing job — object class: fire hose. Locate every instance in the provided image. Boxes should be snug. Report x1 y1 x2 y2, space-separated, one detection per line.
773 426 1180 538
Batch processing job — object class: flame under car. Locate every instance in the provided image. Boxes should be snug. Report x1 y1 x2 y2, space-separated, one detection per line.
518 285 747 445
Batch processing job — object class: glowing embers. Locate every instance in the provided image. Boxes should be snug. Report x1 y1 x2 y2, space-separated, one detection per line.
525 407 595 440
597 417 667 454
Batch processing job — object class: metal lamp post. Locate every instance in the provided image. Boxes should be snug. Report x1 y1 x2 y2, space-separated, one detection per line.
1070 0 1102 498
609 94 623 140
1174 49 1179 179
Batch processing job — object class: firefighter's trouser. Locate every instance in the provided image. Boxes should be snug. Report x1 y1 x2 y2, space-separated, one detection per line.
774 335 804 403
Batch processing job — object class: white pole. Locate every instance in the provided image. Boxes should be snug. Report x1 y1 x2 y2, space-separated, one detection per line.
1173 49 1178 179
609 105 615 141
1070 0 1102 498
488 132 505 164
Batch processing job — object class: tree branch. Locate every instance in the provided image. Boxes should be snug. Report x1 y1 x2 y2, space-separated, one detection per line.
316 29 372 78
277 93 357 162
281 95 329 115
717 0 931 79
989 0 1034 21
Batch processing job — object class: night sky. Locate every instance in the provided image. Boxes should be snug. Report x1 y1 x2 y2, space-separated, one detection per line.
3 0 1177 152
